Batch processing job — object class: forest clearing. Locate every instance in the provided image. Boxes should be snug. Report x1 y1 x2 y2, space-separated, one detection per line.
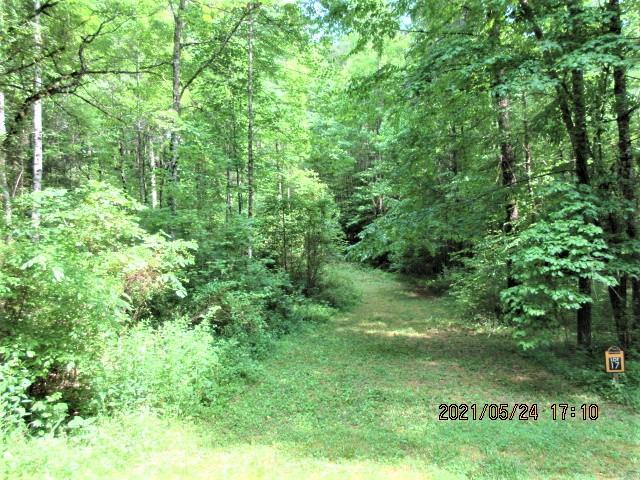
4 267 638 479
1 0 640 479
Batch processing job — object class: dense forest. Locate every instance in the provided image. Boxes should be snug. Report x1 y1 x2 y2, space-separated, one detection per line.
1 0 639 478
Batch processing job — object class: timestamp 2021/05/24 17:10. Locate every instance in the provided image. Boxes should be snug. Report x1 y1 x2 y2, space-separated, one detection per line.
438 403 600 421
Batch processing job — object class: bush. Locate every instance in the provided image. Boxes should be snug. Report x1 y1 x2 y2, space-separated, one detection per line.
259 168 344 292
0 183 194 429
501 183 614 349
419 273 453 295
312 265 361 310
0 348 32 431
188 259 295 337
291 302 335 323
449 237 506 324
92 318 226 416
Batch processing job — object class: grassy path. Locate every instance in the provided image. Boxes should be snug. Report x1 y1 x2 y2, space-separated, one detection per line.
201 267 639 479
4 267 639 479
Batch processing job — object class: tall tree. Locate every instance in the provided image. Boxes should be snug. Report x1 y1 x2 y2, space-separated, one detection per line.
246 1 257 257
489 6 518 289
607 0 637 347
148 133 159 209
0 91 10 224
31 0 43 229
169 0 187 214
518 0 596 348
568 0 594 349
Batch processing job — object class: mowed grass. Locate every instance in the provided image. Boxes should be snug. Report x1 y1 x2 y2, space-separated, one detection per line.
3 266 639 479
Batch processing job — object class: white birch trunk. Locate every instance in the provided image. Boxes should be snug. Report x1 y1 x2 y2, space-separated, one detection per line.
0 91 11 224
32 0 43 229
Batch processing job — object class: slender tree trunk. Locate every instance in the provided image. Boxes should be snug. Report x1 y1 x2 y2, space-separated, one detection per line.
0 92 11 224
522 0 595 348
15 127 28 198
226 162 232 221
568 0 593 349
118 139 127 192
159 141 170 208
608 0 637 347
169 0 187 214
135 57 146 204
226 107 236 220
223 126 233 220
276 142 288 271
32 0 43 230
134 52 144 203
280 178 288 271
246 1 256 258
517 2 597 348
232 112 243 216
0 0 6 223
489 10 518 289
572 68 593 349
522 93 534 200
592 72 609 174
148 137 158 208
136 121 146 203
236 165 243 215
495 91 518 234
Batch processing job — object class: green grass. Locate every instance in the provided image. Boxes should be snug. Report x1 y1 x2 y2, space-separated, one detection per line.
2 266 639 479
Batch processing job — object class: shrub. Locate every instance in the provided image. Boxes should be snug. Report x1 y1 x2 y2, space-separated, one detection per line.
92 318 224 416
420 273 453 295
291 302 335 323
0 183 194 428
0 348 32 431
259 168 344 292
449 237 506 324
501 183 615 349
312 264 361 310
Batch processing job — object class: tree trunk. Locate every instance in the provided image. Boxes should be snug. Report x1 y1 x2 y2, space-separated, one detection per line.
489 10 518 289
276 142 288 271
32 0 43 230
0 91 11 224
522 93 534 200
571 67 593 349
230 107 243 216
135 53 146 204
118 139 127 193
15 127 28 198
148 137 158 209
236 164 243 215
169 0 187 214
246 2 256 258
608 0 636 347
159 142 167 208
136 121 146 203
495 91 518 236
519 0 593 348
226 162 232 221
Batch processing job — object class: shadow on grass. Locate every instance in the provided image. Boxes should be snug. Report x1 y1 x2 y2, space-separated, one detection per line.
334 324 576 397
206 268 640 479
